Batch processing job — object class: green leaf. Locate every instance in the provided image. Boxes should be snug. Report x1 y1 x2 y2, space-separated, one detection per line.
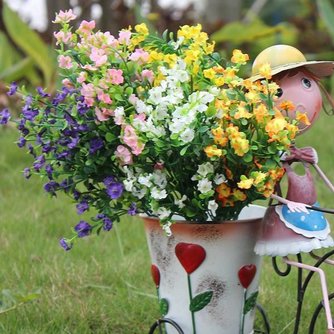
317 0 334 43
180 146 189 156
105 133 116 143
189 290 213 312
2 4 55 85
243 291 258 315
159 298 169 315
243 152 253 163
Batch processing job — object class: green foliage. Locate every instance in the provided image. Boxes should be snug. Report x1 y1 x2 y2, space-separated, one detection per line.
317 0 334 44
1 4 56 86
0 290 40 315
189 290 213 312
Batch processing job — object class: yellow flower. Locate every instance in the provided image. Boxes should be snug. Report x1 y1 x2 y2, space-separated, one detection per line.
231 49 249 64
234 104 253 119
148 51 164 63
135 23 149 35
204 145 223 158
204 41 215 54
237 176 254 189
231 137 249 156
203 68 216 80
258 63 272 80
177 24 203 40
253 103 269 123
214 76 225 87
184 49 200 64
251 171 267 185
192 62 200 75
245 90 260 104
163 54 177 67
296 112 311 125
212 127 228 146
265 117 287 137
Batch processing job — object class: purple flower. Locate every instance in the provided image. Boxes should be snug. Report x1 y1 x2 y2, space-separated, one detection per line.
44 181 59 195
68 136 79 149
77 102 89 115
73 190 81 200
27 144 36 157
103 176 115 187
37 87 50 97
22 107 39 121
76 200 89 215
89 138 104 154
7 82 18 96
45 164 53 179
23 167 31 179
74 220 92 238
17 137 26 148
60 179 71 192
106 182 124 199
102 216 113 231
33 155 46 171
59 238 72 251
128 202 137 216
0 108 11 124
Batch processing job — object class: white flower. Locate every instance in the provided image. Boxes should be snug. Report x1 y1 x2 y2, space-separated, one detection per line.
156 207 171 220
148 87 164 105
114 106 125 125
133 187 147 199
179 128 195 143
124 178 135 191
162 220 172 236
138 175 152 187
174 195 187 209
151 187 168 199
197 178 213 194
152 170 167 188
197 162 214 177
214 173 226 185
154 104 169 120
208 200 218 217
135 100 152 114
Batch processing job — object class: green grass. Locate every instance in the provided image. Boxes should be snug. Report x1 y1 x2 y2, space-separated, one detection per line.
1 113 334 333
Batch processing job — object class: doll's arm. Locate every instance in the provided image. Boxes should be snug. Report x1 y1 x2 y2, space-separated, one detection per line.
270 193 310 213
313 163 334 192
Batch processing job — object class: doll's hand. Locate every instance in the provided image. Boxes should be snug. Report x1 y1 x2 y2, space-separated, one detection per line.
286 200 310 214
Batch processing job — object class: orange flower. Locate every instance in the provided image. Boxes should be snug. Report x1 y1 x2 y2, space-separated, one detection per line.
279 100 295 112
296 112 311 125
212 127 228 146
234 104 253 119
230 137 249 156
253 103 269 123
216 183 231 198
233 189 247 201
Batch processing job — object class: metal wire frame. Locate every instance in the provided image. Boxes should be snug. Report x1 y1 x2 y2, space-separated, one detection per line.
148 303 271 334
272 248 334 334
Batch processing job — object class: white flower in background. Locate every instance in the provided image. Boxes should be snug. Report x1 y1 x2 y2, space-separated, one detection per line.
154 104 169 120
123 178 135 191
138 175 152 187
174 194 187 209
114 106 125 125
135 99 152 114
151 187 167 199
172 36 184 50
179 128 195 143
208 200 218 217
197 162 214 177
209 86 220 96
133 187 147 199
214 173 226 185
197 178 213 194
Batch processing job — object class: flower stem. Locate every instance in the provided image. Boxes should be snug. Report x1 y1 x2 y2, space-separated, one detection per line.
240 288 247 334
187 274 196 334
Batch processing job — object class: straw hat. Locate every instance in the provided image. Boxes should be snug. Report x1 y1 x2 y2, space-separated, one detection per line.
250 44 334 81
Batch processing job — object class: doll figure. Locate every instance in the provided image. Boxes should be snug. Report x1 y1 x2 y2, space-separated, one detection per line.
251 44 334 333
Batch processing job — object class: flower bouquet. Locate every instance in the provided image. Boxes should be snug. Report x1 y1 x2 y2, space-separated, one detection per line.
1 10 300 251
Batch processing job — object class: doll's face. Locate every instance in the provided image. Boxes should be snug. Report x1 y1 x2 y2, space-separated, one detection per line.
274 70 322 134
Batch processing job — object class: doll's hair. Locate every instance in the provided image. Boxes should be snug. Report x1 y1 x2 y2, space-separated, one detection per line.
273 67 334 115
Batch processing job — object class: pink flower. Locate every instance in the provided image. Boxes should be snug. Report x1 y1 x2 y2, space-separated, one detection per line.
129 48 149 65
90 47 107 67
53 9 77 24
97 91 112 104
84 97 94 107
141 69 154 84
80 83 95 98
128 94 139 105
106 69 124 85
58 55 73 69
123 125 144 155
134 114 146 122
53 31 72 45
104 32 119 47
82 64 97 71
62 78 75 88
118 30 132 44
77 72 87 83
77 20 96 35
115 145 133 165
95 107 114 122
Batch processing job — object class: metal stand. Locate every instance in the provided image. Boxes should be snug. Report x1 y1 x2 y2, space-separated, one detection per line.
272 249 334 334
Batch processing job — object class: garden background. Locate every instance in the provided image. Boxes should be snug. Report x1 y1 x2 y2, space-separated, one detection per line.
1 0 334 333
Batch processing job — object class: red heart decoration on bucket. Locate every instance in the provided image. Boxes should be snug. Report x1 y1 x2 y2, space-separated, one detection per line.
151 264 160 287
175 242 206 274
238 264 257 289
